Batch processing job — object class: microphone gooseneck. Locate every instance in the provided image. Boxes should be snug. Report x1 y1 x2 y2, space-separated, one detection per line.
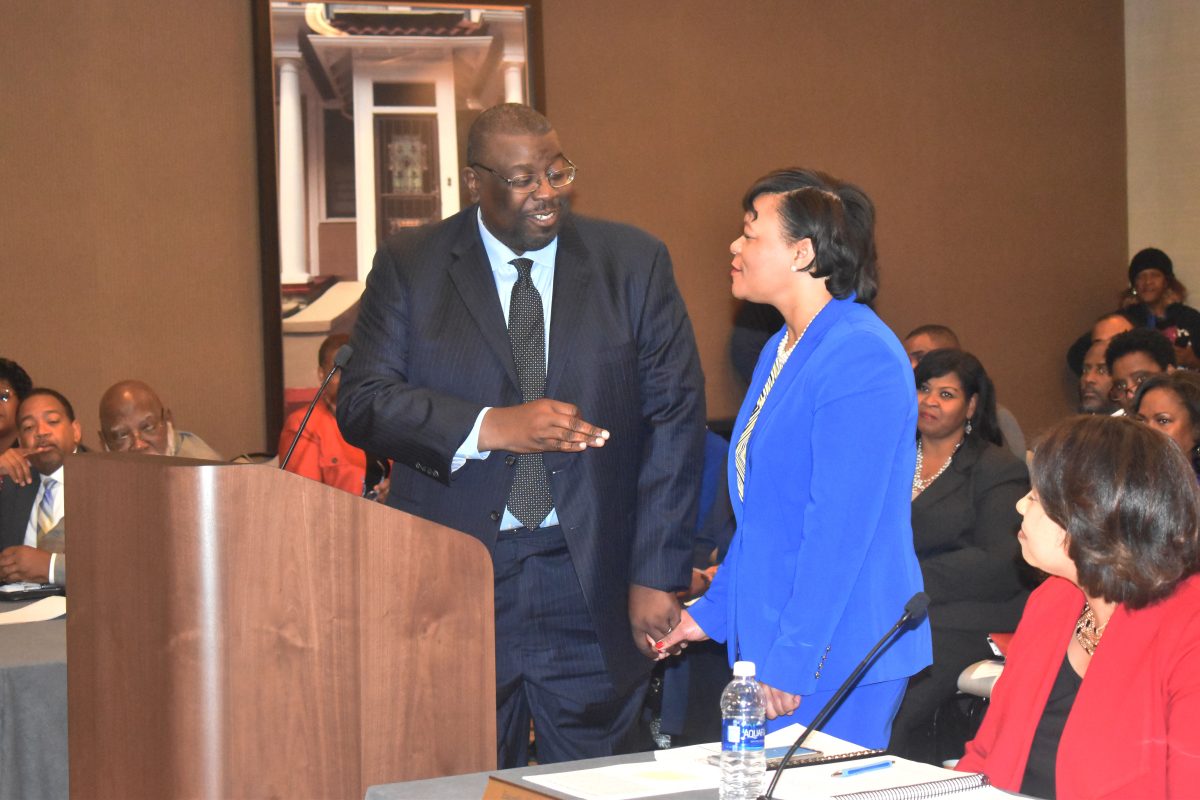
279 344 354 471
760 591 930 799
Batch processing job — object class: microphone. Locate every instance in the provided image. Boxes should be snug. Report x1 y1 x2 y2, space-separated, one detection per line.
761 592 930 799
279 344 353 471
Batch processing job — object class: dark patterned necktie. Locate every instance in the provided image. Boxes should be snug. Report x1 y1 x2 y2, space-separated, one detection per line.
506 258 554 528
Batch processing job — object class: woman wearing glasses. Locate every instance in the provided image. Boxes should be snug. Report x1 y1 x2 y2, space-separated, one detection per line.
0 358 34 463
957 415 1200 798
1105 328 1177 413
655 168 931 749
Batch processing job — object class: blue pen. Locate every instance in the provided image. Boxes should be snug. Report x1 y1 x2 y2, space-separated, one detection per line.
831 759 895 777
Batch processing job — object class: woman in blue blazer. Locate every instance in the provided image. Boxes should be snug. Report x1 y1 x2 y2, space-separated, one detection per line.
656 169 931 749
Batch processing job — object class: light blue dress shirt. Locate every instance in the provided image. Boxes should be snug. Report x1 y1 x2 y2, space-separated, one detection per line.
453 208 559 529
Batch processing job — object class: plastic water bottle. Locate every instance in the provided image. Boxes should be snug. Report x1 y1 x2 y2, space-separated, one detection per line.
720 660 766 800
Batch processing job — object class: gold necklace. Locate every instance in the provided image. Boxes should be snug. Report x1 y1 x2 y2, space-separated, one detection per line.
1074 601 1107 656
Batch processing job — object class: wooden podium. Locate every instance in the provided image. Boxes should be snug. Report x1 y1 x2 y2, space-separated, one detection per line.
65 453 496 799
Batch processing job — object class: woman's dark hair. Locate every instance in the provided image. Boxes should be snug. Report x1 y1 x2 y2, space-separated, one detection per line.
1032 415 1200 609
1104 328 1177 372
1132 370 1200 473
0 358 33 403
742 168 878 304
913 349 1002 447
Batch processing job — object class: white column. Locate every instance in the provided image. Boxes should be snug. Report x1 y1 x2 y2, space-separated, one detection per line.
503 64 525 104
277 59 310 284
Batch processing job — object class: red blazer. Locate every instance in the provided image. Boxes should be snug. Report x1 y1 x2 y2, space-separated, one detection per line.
957 574 1200 798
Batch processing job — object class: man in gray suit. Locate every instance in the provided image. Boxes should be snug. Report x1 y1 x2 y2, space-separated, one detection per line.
338 104 705 766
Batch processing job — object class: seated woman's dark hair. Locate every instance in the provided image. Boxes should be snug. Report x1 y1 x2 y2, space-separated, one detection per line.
1132 370 1200 472
913 348 1002 447
0 358 33 404
742 168 878 304
1032 415 1200 609
1104 328 1177 372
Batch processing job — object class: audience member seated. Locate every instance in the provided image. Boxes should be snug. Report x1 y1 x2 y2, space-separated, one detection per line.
729 301 784 388
0 389 83 586
0 358 33 453
1105 328 1176 414
279 333 385 498
902 324 1025 458
1132 370 1200 480
1066 310 1136 377
1077 340 1120 415
957 415 1200 797
98 380 222 459
1122 247 1200 369
889 349 1031 763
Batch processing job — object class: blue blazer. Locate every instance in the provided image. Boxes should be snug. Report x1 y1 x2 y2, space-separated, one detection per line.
691 297 931 697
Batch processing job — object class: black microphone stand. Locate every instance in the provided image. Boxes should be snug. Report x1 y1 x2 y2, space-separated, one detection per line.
279 345 353 471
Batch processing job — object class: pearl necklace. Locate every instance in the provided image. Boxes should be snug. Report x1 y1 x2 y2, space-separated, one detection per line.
776 300 830 361
912 439 961 497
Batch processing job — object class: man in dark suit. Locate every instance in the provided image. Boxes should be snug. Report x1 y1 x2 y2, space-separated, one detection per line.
337 104 705 766
0 388 81 585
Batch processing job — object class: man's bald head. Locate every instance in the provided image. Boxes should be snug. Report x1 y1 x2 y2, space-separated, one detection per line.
99 380 174 455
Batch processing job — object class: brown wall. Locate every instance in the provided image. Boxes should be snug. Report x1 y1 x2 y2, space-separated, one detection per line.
4 1 265 457
2 1 1126 455
542 0 1127 437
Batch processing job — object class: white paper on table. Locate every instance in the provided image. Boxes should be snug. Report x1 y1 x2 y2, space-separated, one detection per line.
653 723 864 768
523 759 720 800
523 726 865 800
0 596 67 624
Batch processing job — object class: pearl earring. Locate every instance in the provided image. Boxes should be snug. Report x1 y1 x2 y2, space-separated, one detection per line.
965 420 973 435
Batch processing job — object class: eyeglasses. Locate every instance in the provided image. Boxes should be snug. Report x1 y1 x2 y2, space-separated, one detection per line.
470 158 577 194
1111 372 1153 398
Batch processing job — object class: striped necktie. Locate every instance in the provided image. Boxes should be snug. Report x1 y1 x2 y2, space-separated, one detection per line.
37 477 63 551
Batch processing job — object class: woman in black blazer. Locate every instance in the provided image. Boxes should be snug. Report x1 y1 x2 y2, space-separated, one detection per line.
889 349 1032 763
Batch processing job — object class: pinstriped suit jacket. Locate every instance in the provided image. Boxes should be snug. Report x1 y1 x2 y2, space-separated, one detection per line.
337 206 706 693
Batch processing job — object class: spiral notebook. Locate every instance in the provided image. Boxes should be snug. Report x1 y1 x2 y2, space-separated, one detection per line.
767 753 1007 800
831 772 994 800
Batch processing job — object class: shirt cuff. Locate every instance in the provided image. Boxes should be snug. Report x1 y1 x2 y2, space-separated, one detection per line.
452 407 493 472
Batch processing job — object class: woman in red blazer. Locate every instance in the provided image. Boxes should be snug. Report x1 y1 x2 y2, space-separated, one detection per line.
957 415 1200 798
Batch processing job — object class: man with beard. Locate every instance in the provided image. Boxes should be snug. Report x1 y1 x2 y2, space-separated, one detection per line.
0 389 83 585
97 380 222 459
337 103 705 766
1078 340 1120 414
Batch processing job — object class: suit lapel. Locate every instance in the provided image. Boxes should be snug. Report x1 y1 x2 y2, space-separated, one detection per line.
446 216 520 391
546 219 592 397
0 476 38 550
753 298 846 433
